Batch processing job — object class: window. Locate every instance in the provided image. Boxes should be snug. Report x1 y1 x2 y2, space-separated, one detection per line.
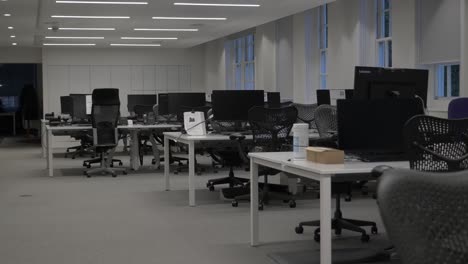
436 64 460 98
319 4 328 89
230 33 255 90
376 0 392 67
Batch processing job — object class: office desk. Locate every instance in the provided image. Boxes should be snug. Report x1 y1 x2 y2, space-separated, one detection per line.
163 131 321 207
0 112 16 136
45 124 180 176
248 152 409 264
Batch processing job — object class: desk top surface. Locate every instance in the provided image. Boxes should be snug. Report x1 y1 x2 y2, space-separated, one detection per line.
46 124 181 131
249 152 409 175
164 131 321 141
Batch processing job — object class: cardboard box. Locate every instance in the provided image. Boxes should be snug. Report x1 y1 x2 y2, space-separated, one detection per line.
306 147 345 164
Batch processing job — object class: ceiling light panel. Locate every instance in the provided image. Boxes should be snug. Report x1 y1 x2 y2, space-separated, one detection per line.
111 44 161 46
173 3 260 7
121 37 177 40
48 27 116 30
56 1 148 4
45 36 105 39
43 43 96 46
152 17 226 20
134 28 198 32
51 15 130 19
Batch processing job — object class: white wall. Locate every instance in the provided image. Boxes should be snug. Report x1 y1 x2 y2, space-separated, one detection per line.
256 22 277 93
0 47 42 63
42 47 205 116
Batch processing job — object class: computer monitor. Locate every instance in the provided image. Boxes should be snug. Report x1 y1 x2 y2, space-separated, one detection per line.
317 90 331 105
127 94 157 113
353 66 429 107
167 93 206 117
69 94 89 120
60 96 73 115
337 98 424 154
211 90 265 121
158 93 169 115
316 89 354 106
267 92 281 108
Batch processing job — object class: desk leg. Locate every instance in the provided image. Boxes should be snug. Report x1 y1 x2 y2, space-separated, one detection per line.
188 141 196 207
149 133 160 169
320 176 332 264
130 130 140 170
47 129 53 177
250 159 259 246
41 122 46 158
164 136 170 191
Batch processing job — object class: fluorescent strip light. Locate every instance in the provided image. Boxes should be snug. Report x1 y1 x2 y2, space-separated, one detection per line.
10 35 15 38
47 27 115 31
4 14 11 16
134 28 198 32
45 36 105 39
56 1 147 4
7 26 13 29
152 16 226 20
111 43 161 47
43 43 96 46
51 15 130 19
12 43 17 46
174 3 260 7
121 37 177 40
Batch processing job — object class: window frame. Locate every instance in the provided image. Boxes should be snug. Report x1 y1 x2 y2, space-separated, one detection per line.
319 4 328 89
435 63 460 99
376 0 392 67
231 33 255 90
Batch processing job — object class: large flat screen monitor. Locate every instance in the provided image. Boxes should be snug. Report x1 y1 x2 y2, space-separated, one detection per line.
70 94 89 119
211 90 265 121
167 93 206 116
127 94 157 113
60 96 73 115
353 66 429 107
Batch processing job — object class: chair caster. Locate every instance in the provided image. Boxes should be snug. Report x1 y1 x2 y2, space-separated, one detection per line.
345 195 352 202
314 234 320 243
85 173 91 178
209 186 215 192
371 226 378 234
110 164 114 168
231 200 238 207
82 162 87 167
123 171 128 175
71 156 75 160
289 200 297 208
259 203 264 211
112 173 117 178
361 234 370 243
295 226 304 234
119 162 123 166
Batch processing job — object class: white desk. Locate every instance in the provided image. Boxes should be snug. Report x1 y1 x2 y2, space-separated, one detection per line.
163 131 321 207
0 112 16 136
45 124 180 176
248 152 409 264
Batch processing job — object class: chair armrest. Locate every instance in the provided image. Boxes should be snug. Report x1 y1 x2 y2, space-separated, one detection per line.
229 133 246 141
413 142 468 163
229 133 249 164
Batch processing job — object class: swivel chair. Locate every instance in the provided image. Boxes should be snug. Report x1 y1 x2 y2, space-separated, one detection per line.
448 97 468 119
84 89 126 177
231 106 298 210
293 103 318 129
295 105 377 243
377 168 468 264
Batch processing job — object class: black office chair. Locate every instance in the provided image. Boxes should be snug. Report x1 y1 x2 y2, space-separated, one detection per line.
404 115 468 172
84 89 126 177
231 106 298 210
293 103 318 129
295 104 377 243
377 168 468 264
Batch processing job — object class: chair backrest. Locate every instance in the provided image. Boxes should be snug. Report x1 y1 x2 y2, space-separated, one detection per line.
448 98 468 119
404 115 468 172
293 103 318 128
314 105 338 138
377 168 468 264
92 89 120 146
248 106 298 151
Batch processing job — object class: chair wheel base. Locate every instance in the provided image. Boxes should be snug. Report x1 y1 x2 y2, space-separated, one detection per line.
295 226 304 234
231 200 238 207
289 200 296 208
371 226 378 234
361 234 370 243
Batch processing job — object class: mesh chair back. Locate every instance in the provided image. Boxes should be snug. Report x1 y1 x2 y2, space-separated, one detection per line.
448 98 468 119
404 115 468 172
377 168 468 264
314 105 338 138
248 106 298 151
293 103 318 128
92 89 120 146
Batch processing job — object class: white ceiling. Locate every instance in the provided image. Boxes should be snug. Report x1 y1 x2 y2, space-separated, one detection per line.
0 0 332 48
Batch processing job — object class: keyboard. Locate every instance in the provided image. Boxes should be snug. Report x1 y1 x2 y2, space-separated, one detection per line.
349 151 408 162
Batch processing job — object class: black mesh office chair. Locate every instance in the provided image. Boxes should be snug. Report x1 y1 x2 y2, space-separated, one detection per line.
295 104 377 243
293 103 318 129
84 89 126 177
404 115 468 172
231 106 298 210
377 168 468 264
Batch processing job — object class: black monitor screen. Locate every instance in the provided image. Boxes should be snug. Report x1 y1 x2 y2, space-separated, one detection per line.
337 99 424 153
127 94 157 113
317 90 331 105
70 94 88 119
353 66 429 107
267 92 281 108
167 93 206 116
212 90 265 121
158 93 169 115
60 96 73 115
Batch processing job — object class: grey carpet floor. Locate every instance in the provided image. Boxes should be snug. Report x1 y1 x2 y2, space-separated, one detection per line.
0 138 393 264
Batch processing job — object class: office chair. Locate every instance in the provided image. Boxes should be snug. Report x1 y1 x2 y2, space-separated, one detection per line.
293 103 318 129
377 168 468 264
231 106 298 210
448 97 468 119
404 115 468 172
84 89 126 177
295 104 377 243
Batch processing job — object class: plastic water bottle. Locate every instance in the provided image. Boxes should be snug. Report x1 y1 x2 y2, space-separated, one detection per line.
292 123 309 160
